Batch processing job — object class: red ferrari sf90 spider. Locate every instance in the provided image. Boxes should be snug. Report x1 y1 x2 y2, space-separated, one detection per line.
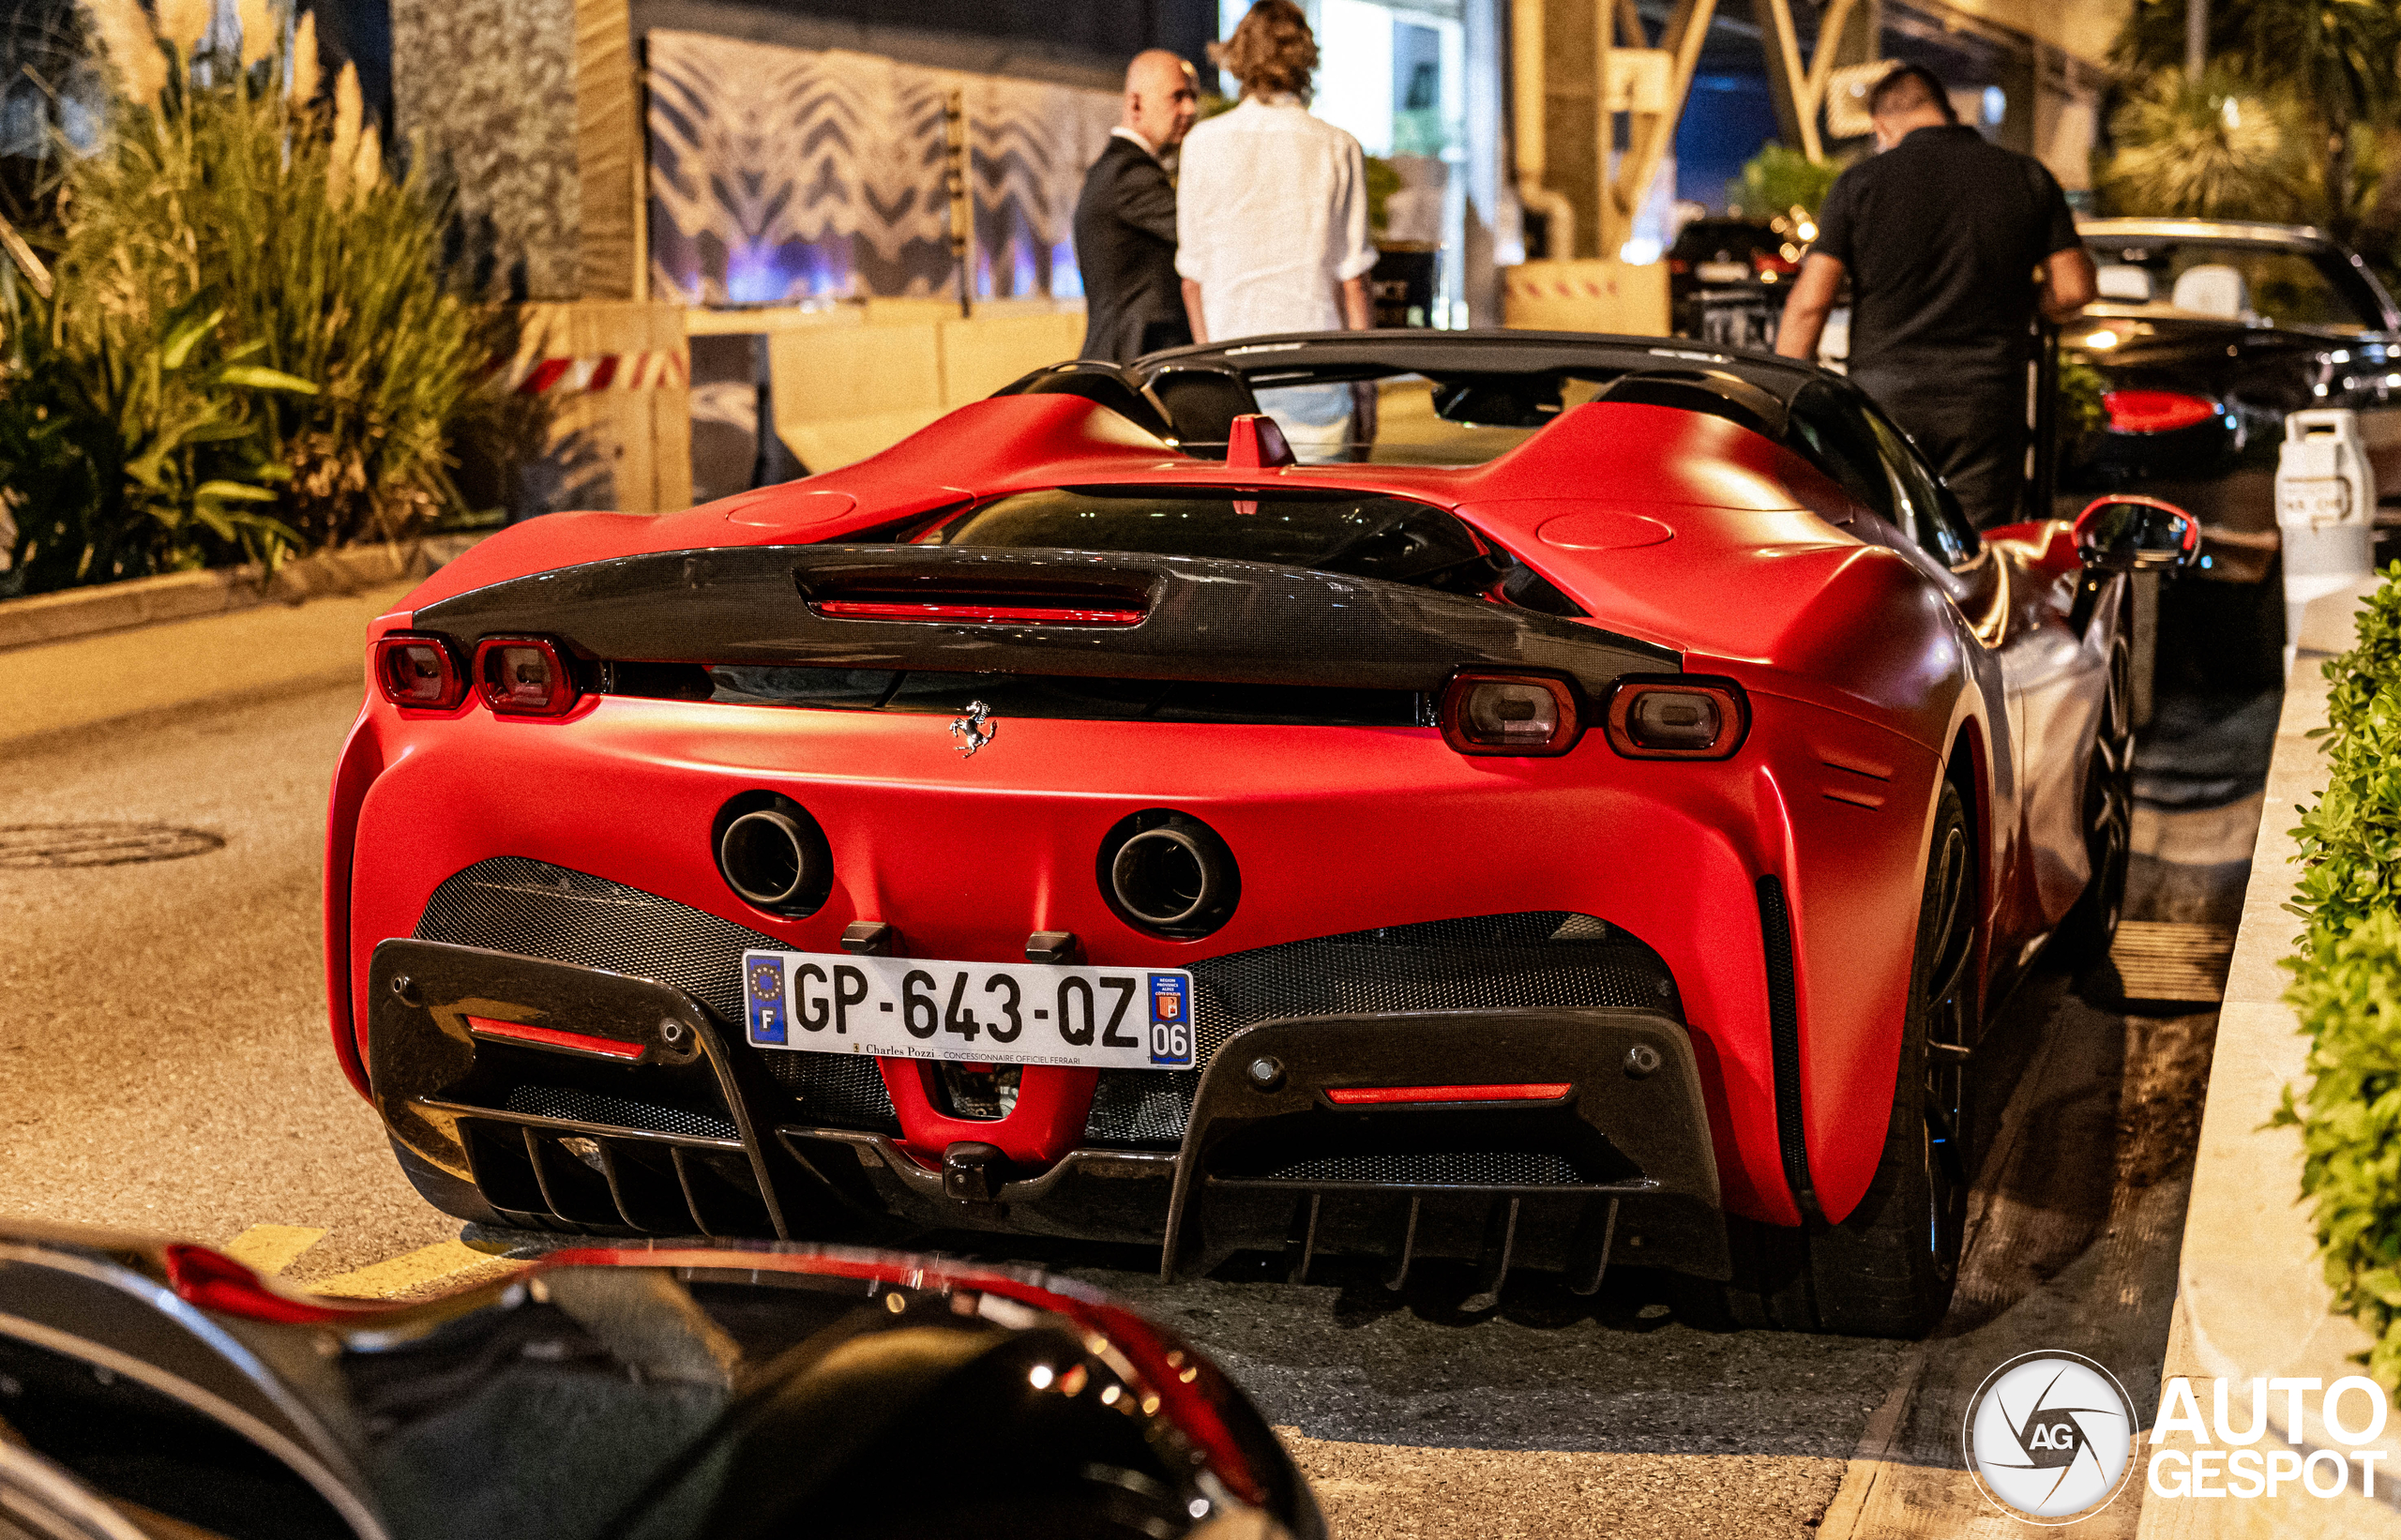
328 332 2195 1337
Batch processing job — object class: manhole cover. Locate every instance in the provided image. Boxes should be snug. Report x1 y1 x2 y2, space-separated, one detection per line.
0 823 226 868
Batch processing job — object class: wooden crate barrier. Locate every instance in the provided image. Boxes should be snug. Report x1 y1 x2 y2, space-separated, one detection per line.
507 301 694 514
760 304 1086 475
1501 260 1670 337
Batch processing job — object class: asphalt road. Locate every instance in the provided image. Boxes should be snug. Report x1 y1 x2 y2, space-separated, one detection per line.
0 673 2268 1539
0 679 462 1278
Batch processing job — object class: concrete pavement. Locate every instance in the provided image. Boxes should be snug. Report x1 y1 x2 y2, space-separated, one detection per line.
0 582 409 747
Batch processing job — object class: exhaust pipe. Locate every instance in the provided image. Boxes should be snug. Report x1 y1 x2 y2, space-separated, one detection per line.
1100 811 1239 938
715 796 833 914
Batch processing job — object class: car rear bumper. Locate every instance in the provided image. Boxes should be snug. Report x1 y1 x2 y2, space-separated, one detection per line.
369 938 1732 1286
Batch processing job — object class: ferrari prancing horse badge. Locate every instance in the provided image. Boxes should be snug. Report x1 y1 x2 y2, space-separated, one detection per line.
949 700 996 758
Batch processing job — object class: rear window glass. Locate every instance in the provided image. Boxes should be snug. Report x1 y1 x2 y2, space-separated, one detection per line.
919 487 1508 595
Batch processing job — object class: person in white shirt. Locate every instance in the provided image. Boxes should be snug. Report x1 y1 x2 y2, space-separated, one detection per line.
1175 0 1378 457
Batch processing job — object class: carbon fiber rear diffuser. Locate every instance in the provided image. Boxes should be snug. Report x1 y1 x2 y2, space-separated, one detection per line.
1159 1012 1730 1295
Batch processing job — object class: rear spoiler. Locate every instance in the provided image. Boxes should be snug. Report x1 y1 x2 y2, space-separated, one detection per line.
411 545 1678 694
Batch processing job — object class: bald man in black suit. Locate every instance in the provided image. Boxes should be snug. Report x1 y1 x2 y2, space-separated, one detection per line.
1074 51 1200 364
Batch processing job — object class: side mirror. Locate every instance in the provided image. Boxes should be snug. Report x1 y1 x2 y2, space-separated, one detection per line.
2074 495 2199 572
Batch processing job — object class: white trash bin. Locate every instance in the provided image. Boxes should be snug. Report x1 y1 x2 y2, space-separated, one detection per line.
2275 408 2377 670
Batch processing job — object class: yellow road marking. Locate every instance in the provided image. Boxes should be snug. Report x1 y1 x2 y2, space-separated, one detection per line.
220 1225 327 1276
310 1240 522 1300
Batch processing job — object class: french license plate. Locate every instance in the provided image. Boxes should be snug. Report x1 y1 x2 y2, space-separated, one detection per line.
740 951 1196 1070
1695 260 1750 284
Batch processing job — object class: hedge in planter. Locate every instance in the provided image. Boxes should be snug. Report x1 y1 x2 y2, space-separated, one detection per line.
2278 564 2401 1388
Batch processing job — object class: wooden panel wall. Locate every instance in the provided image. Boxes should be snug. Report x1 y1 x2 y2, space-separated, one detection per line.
515 300 693 513
759 304 1085 475
573 0 643 300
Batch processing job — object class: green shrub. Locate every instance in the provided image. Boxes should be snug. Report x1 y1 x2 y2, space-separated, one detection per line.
0 277 314 591
2057 353 2108 436
1733 144 1841 222
2276 564 2401 1385
0 0 490 594
2098 66 2318 224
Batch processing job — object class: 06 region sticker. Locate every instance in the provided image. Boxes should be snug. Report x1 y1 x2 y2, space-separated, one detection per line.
746 955 788 1045
1148 974 1191 1065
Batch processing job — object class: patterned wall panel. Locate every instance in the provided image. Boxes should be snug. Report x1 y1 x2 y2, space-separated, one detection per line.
646 30 1115 306
392 0 582 301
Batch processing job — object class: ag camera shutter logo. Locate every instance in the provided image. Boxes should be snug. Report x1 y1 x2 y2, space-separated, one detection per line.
1963 1351 2137 1524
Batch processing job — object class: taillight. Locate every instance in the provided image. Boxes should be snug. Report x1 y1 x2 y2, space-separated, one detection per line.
372 634 463 709
2101 389 2218 434
1438 672 1579 756
1605 677 1747 760
474 636 580 716
813 599 1144 627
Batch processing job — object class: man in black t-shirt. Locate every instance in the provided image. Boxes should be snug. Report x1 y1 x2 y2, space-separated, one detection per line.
1775 65 2096 530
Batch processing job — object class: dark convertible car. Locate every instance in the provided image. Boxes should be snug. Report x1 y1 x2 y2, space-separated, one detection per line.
2061 218 2401 670
0 1221 1319 1540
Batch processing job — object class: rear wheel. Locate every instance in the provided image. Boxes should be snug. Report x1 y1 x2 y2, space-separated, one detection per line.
1718 781 1975 1336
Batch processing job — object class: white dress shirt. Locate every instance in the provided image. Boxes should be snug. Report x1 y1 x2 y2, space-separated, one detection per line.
1173 95 1377 341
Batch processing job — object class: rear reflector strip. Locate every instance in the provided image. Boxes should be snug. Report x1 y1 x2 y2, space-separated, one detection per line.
1324 1083 1572 1106
814 600 1144 627
468 1015 644 1061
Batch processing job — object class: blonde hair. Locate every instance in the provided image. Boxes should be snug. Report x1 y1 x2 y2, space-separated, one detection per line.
1207 0 1317 100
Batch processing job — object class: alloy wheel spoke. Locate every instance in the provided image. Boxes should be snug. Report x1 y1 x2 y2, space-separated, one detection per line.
1927 846 1975 1008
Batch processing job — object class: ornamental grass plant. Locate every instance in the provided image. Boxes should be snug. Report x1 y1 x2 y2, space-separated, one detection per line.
0 0 490 593
2276 566 2401 1388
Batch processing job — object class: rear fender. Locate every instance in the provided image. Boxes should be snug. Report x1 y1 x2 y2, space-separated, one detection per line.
1763 706 1945 1224
324 613 413 1099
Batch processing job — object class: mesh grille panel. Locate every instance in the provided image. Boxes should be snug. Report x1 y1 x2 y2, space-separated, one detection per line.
1085 911 1677 1146
1258 1151 1590 1185
1085 1073 1202 1144
414 857 898 1130
416 856 772 1019
502 1083 738 1140
758 1049 904 1132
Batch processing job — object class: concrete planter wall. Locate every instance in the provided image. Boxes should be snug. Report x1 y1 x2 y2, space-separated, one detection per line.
2141 607 2401 1536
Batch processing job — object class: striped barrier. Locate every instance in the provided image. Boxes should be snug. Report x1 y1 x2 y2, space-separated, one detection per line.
501 348 690 394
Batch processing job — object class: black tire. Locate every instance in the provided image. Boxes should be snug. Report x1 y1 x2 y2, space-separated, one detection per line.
1716 781 1976 1336
2054 614 2134 970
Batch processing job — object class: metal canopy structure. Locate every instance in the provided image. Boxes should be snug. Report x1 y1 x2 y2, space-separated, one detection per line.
1510 0 1877 263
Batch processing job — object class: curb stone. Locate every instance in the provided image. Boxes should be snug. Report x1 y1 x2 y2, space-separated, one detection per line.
2137 594 2401 1538
0 534 486 655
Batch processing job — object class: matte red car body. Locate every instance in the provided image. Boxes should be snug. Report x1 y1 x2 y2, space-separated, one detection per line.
327 392 2102 1231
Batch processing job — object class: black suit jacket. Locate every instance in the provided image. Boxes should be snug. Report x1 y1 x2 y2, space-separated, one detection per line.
1073 135 1190 365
